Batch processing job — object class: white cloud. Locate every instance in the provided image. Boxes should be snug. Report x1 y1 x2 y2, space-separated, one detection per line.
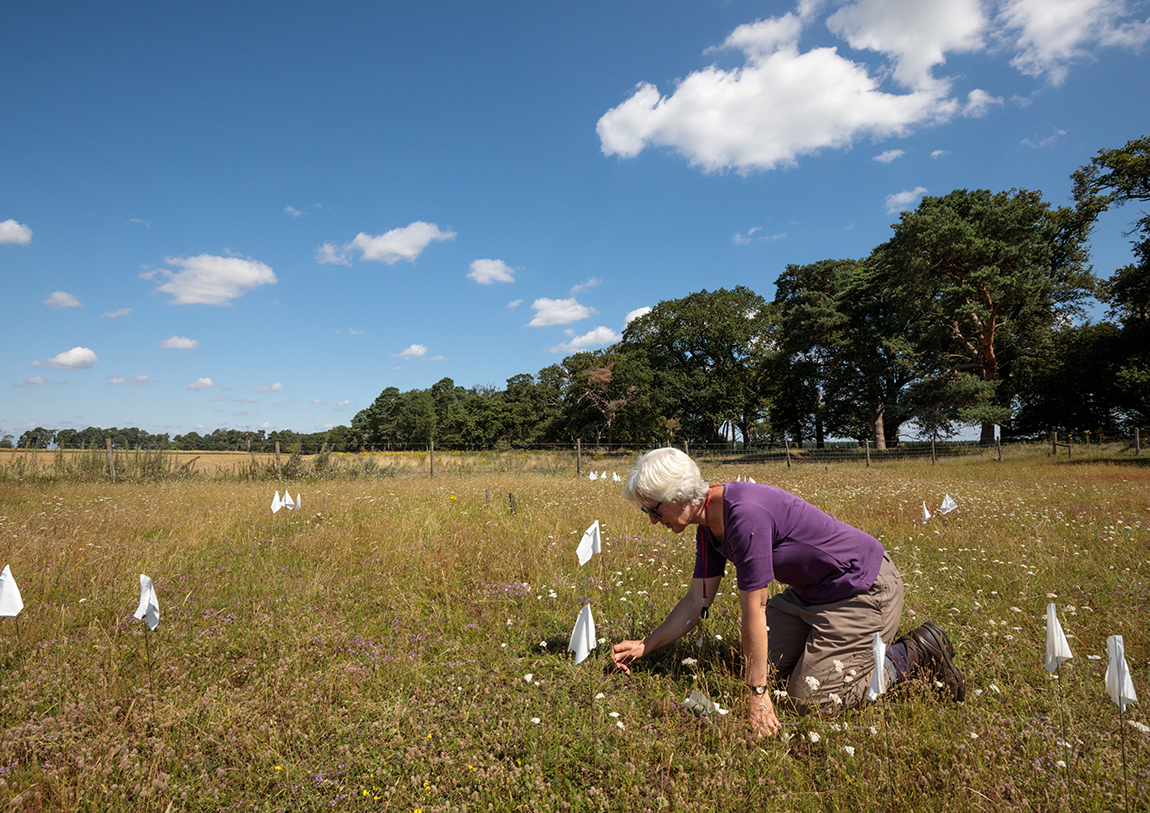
336 400 350 407
430 355 448 362
734 226 761 244
110 375 151 386
1022 127 1067 148
31 347 99 370
528 297 594 327
468 258 516 284
570 277 601 294
154 254 276 305
21 376 50 386
597 1 1150 174
159 335 199 350
103 308 131 318
258 422 275 431
931 149 949 158
317 221 456 266
962 88 1004 117
44 291 83 308
126 218 150 228
548 326 622 354
886 186 929 213
311 399 326 404
507 299 523 309
188 378 216 390
1000 0 1150 85
597 13 958 173
827 0 988 91
624 306 653 325
252 382 286 393
391 344 428 359
0 219 32 245
873 149 905 163
285 206 307 217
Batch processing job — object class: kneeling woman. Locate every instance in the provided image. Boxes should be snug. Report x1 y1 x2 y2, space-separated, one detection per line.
609 448 964 737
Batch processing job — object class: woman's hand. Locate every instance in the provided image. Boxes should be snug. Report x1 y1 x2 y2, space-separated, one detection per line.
748 690 782 737
609 639 646 675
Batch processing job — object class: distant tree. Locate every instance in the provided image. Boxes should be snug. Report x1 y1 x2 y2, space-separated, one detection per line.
18 427 56 448
877 188 1095 444
622 286 774 444
0 434 13 449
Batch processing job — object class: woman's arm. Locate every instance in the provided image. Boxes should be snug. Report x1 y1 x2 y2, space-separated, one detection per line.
609 575 721 674
740 585 781 736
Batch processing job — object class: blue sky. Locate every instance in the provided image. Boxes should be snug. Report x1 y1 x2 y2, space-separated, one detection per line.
3 0 1148 440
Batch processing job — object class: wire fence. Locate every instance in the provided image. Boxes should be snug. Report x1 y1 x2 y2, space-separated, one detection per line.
1 432 1144 483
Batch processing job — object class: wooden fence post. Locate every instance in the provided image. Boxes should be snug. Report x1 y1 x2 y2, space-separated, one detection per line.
275 441 282 478
106 437 115 482
508 492 517 514
1051 432 1057 456
997 434 1002 462
784 439 791 469
576 439 582 476
1136 427 1141 456
865 439 871 468
429 440 434 479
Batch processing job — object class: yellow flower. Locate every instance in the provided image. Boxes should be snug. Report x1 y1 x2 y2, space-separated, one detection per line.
275 766 283 771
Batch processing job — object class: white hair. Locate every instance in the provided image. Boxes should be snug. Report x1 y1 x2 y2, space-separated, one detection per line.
623 447 710 506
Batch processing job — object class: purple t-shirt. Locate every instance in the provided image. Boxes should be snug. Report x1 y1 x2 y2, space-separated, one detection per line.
692 481 884 604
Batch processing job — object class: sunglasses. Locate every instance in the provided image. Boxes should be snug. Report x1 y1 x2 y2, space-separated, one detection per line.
640 501 662 517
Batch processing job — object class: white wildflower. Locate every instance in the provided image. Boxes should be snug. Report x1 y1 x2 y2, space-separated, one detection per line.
772 689 788 700
808 731 821 743
524 673 533 683
804 675 821 693
832 659 844 674
1129 720 1150 734
681 657 698 667
828 692 843 706
531 717 541 724
595 693 605 700
843 746 856 756
616 721 624 729
989 684 1001 694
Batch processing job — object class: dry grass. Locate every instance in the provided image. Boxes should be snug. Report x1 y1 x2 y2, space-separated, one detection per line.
0 453 1146 811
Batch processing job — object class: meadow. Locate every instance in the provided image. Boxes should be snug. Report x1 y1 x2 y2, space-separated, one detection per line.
0 449 1146 811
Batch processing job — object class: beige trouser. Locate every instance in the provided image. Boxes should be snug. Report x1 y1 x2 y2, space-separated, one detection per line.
765 553 904 713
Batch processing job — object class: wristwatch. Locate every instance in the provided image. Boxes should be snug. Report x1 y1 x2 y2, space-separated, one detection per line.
747 684 767 695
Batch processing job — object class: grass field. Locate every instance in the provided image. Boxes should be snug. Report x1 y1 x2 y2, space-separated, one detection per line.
0 452 1146 811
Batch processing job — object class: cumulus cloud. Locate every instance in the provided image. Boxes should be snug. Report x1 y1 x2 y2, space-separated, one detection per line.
507 299 523 309
187 378 216 390
252 382 286 392
103 308 131 318
596 1 1149 173
873 149 905 163
468 258 516 284
1000 0 1150 84
0 219 32 245
285 206 307 217
391 344 428 360
624 306 653 325
18 376 50 386
44 291 83 308
337 400 350 407
311 399 326 404
160 335 199 350
886 186 929 213
110 375 151 386
548 326 623 354
528 298 594 327
154 254 277 305
317 221 456 266
31 347 99 370
597 12 957 173
931 149 949 158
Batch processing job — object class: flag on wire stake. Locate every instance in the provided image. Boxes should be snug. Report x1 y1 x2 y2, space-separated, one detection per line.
866 631 895 811
1106 634 1138 813
1045 603 1074 808
1 564 27 675
134 574 161 716
272 491 282 513
921 501 931 523
940 494 958 514
568 603 596 665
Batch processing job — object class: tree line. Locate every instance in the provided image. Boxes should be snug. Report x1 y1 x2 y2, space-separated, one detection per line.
8 137 1146 453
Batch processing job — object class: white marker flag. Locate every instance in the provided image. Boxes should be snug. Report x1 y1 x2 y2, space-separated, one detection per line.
1045 603 1073 673
271 491 282 513
940 494 958 514
0 565 24 618
282 491 295 511
683 690 728 715
867 632 887 701
576 520 601 566
295 493 301 511
1106 635 1138 712
921 502 931 523
134 574 160 631
568 603 597 665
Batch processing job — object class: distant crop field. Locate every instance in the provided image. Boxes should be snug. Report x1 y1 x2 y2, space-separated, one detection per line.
0 455 1146 811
